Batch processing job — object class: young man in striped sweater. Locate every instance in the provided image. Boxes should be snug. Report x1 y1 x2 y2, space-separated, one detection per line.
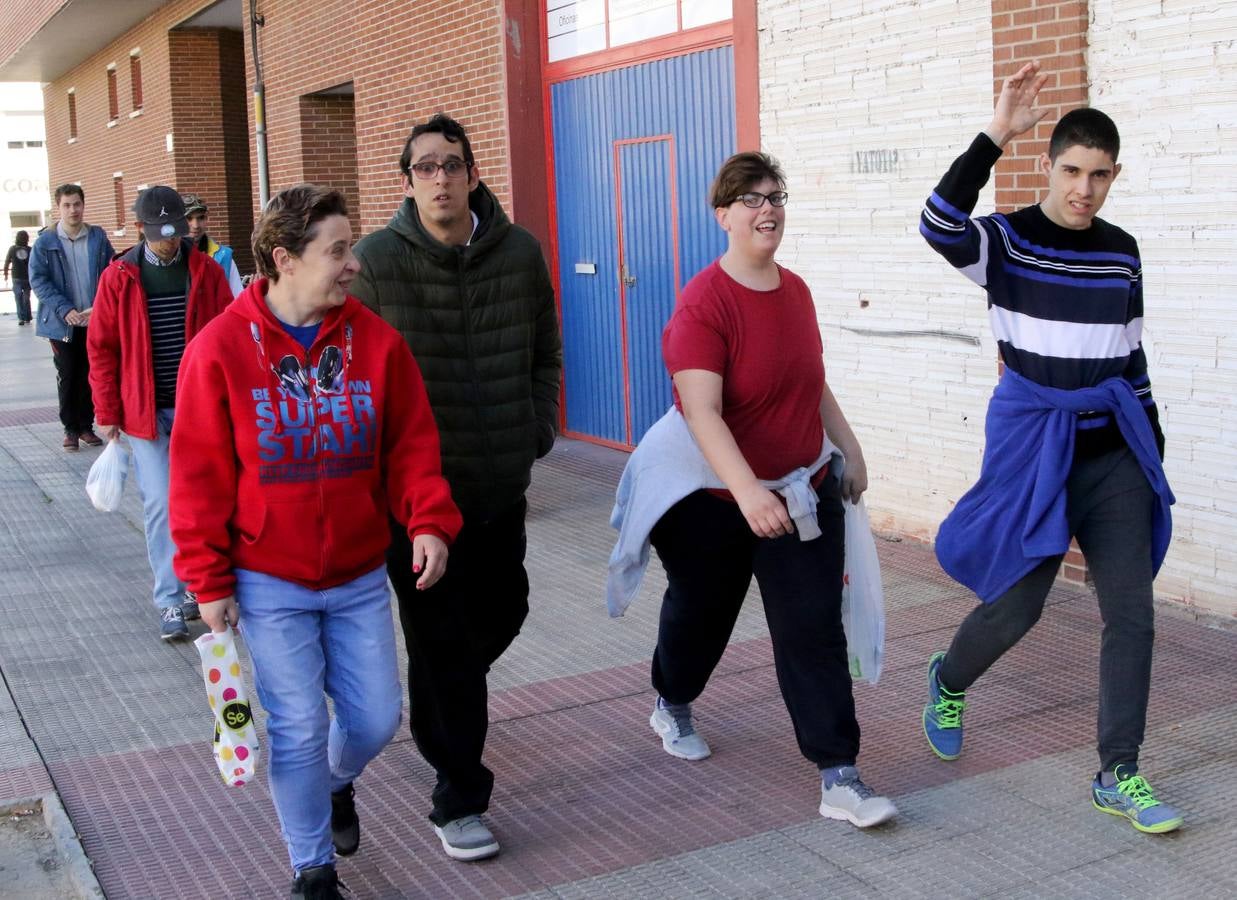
918 61 1183 834
88 187 233 641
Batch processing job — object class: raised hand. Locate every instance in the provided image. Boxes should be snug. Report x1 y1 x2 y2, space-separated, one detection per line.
985 60 1051 148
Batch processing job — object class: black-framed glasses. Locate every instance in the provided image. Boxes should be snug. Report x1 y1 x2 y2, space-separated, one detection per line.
732 190 789 208
410 160 471 180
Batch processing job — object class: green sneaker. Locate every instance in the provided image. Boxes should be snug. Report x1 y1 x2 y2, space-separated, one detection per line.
922 651 966 760
1091 765 1183 834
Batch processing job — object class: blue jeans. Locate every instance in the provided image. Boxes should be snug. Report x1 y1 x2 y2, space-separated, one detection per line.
128 407 183 609
12 279 31 322
235 565 402 874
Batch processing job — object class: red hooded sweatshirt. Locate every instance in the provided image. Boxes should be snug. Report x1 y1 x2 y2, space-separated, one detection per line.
169 279 462 603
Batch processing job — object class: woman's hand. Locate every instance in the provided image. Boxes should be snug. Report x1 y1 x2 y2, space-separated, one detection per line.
201 595 239 633
412 534 448 590
734 483 795 539
840 454 869 505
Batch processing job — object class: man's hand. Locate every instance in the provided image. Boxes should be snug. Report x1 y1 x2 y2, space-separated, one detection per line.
101 424 121 442
840 455 869 505
734 483 795 539
985 60 1051 149
201 595 239 633
411 534 449 590
77 308 92 325
65 309 83 326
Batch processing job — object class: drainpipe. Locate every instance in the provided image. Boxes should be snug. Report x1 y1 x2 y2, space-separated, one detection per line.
250 4 270 209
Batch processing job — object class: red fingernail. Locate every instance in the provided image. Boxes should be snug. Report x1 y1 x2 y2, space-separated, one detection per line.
413 565 422 573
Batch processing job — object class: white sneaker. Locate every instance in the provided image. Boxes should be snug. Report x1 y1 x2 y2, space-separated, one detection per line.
433 815 500 861
819 766 897 828
649 697 711 761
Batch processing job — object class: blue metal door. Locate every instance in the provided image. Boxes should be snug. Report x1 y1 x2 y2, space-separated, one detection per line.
552 46 735 446
617 138 677 443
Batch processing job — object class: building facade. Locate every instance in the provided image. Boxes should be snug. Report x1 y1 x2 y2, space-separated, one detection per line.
2 0 1232 620
0 82 48 317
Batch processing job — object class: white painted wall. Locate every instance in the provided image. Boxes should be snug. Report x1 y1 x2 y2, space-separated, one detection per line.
758 0 997 543
1090 0 1237 616
0 83 49 318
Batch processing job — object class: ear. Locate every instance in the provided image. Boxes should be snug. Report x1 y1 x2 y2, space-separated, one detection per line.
467 162 481 193
400 174 415 198
714 205 730 231
1038 152 1052 178
271 246 294 275
1111 161 1122 181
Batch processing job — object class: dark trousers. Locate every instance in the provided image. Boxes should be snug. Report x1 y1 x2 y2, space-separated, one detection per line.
387 498 530 825
938 447 1156 772
649 479 860 769
50 327 94 434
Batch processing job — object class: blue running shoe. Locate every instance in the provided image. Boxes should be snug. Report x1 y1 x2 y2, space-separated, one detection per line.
922 651 965 760
1091 765 1183 834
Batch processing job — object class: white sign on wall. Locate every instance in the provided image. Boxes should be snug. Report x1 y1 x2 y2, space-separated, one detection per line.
547 0 730 63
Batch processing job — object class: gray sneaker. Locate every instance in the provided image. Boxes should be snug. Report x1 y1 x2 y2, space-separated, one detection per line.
159 605 189 641
181 592 201 621
819 766 897 828
432 815 499 861
649 697 711 761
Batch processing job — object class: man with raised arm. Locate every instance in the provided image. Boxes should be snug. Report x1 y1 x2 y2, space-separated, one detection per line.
918 62 1182 834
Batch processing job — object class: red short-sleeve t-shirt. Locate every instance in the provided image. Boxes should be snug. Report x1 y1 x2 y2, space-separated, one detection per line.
662 260 825 479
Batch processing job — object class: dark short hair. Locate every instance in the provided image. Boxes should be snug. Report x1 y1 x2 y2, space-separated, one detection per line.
252 184 349 282
1049 108 1120 162
55 183 84 204
399 113 475 179
15 230 29 245
709 152 786 209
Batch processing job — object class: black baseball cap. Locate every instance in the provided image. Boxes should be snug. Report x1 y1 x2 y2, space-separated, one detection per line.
133 186 188 242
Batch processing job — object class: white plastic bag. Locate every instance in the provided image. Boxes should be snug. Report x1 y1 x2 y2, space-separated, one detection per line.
85 439 129 512
195 627 260 787
841 497 885 685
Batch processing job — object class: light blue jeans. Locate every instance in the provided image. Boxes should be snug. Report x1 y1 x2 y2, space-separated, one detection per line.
127 407 183 609
235 565 402 874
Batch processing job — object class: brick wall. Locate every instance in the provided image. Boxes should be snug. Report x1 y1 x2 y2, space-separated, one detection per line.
1089 0 1237 618
299 93 361 237
40 0 253 263
243 0 516 241
759 0 998 544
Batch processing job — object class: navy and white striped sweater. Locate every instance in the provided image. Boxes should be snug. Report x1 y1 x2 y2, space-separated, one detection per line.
920 133 1163 458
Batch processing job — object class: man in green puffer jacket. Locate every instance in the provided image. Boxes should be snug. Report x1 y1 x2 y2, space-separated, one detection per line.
351 113 561 862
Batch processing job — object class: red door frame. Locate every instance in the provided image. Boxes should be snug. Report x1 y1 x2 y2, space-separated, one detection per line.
538 0 759 448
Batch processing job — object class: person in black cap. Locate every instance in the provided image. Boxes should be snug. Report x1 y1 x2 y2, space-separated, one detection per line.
87 186 233 641
182 192 244 296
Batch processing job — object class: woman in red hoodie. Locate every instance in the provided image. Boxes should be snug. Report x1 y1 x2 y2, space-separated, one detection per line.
170 185 461 900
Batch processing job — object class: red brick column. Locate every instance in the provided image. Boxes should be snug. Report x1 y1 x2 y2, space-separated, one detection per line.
991 0 1091 585
991 0 1089 214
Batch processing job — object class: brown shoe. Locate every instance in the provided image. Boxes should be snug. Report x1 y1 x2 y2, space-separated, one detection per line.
79 430 103 447
62 433 79 452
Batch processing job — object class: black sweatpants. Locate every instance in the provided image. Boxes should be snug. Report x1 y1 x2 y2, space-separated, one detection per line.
649 477 860 769
50 326 94 434
938 447 1156 772
387 497 530 825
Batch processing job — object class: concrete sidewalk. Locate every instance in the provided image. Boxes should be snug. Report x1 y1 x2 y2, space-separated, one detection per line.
0 310 1234 899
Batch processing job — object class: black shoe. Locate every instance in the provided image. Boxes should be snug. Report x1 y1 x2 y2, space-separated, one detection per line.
290 864 347 899
330 782 360 857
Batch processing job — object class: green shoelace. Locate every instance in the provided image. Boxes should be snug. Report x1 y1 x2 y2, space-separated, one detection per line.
1116 773 1160 809
933 690 966 728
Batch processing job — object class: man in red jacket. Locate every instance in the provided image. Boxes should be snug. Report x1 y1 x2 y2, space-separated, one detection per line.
88 186 232 641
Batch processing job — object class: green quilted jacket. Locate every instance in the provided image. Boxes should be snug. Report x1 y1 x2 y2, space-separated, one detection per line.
351 183 562 522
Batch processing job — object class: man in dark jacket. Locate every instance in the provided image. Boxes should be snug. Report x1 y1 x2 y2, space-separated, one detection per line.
352 113 561 862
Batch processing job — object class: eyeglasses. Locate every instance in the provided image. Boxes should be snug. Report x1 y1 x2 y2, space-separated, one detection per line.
409 160 471 180
731 191 789 208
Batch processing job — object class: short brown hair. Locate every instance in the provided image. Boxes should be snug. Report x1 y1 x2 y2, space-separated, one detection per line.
709 152 786 209
252 184 349 282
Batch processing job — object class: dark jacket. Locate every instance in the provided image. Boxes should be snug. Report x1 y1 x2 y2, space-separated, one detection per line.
29 224 114 342
351 182 562 522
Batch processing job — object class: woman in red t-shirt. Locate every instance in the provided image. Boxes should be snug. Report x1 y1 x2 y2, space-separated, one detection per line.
647 152 896 828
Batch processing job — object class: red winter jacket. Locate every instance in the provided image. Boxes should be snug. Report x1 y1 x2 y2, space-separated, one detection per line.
87 240 233 439
169 279 462 602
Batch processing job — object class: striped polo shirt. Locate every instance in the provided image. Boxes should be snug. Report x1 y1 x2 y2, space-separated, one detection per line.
140 242 189 408
919 133 1163 458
